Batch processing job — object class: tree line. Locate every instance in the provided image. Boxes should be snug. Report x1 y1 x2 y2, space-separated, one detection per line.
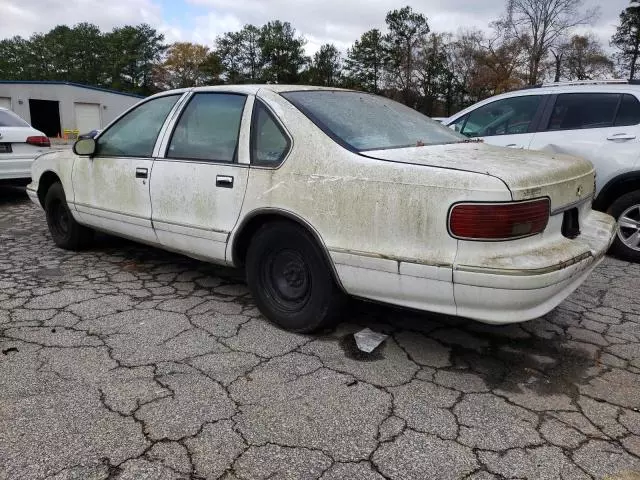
1 0 639 116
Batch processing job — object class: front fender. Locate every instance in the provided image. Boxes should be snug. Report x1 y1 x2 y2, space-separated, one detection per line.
29 149 77 207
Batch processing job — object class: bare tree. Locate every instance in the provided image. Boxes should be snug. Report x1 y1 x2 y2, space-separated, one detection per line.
499 0 599 85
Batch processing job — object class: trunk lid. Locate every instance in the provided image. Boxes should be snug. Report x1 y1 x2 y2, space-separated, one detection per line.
0 126 43 144
0 126 49 157
364 142 595 210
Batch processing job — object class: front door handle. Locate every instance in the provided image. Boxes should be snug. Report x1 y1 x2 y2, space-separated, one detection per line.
607 133 636 141
216 175 234 188
136 167 148 179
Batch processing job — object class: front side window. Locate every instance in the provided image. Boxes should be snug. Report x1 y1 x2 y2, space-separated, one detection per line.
460 96 542 137
547 93 619 131
615 94 640 127
251 100 290 165
282 90 465 151
97 95 180 157
167 93 246 162
450 114 468 133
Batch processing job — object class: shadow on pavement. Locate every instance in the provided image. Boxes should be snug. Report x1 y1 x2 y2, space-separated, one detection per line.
0 185 29 206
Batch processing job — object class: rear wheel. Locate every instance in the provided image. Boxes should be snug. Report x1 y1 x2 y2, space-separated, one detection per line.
245 221 345 332
609 190 640 262
44 182 93 250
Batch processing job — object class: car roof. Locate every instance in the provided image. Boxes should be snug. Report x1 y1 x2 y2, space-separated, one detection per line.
500 83 640 97
146 84 353 100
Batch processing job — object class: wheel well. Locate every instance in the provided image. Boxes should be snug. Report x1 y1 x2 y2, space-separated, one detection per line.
232 212 345 291
37 171 61 207
593 174 640 213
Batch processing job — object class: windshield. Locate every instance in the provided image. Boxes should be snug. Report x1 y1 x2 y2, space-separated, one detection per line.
281 90 466 151
0 110 29 127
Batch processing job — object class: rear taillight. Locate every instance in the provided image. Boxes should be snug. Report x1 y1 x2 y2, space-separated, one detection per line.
449 198 550 240
26 136 50 147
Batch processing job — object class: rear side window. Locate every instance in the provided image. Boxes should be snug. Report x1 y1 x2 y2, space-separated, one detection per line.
460 95 542 137
547 93 619 131
167 93 246 162
251 100 290 166
0 110 29 127
615 94 640 126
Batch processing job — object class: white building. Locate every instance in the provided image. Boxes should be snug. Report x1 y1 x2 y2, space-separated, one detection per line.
0 81 143 137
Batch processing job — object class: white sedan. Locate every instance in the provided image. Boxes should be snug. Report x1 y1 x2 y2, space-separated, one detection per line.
27 85 616 332
0 107 50 183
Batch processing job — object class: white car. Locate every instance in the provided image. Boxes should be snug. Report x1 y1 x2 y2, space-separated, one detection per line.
0 107 50 183
27 85 616 332
446 80 640 261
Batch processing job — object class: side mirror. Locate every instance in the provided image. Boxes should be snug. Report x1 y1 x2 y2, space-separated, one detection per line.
73 138 96 156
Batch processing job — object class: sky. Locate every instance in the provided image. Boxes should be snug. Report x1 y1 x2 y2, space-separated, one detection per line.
0 0 631 54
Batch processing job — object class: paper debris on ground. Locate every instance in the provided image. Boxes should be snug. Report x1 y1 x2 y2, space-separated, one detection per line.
353 328 388 353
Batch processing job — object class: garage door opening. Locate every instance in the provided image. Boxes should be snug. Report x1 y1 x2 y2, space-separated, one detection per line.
29 99 61 137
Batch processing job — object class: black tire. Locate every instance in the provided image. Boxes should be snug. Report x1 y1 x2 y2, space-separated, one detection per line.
44 182 93 250
609 190 640 262
245 221 345 333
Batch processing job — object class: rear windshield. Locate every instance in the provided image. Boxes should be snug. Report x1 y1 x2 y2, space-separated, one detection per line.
0 110 29 127
281 90 465 151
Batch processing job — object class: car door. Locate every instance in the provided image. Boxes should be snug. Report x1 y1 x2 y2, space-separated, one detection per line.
449 94 545 148
529 92 640 193
72 93 182 244
150 92 252 263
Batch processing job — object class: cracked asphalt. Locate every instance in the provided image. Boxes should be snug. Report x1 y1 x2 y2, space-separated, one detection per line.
1 185 640 480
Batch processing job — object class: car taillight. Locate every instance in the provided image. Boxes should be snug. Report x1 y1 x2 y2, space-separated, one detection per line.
449 198 550 240
26 136 50 147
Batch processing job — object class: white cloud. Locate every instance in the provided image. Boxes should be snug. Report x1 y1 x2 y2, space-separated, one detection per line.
0 0 168 37
0 0 631 55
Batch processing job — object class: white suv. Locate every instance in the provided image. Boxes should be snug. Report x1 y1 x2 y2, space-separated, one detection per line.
446 80 640 262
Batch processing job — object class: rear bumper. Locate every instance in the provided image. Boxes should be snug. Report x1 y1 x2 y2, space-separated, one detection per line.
453 210 616 324
0 154 36 180
331 210 616 325
454 255 603 324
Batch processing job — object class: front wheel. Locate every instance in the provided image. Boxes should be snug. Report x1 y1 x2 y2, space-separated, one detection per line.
44 182 93 250
245 222 345 333
609 190 640 262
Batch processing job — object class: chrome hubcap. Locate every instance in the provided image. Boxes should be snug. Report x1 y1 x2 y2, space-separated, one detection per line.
617 204 640 251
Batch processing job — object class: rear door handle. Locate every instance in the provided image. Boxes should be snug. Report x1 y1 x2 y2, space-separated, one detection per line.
607 133 636 141
216 175 234 188
135 167 148 179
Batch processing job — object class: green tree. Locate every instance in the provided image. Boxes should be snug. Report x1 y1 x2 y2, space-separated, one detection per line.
33 23 106 85
384 6 430 105
216 24 262 83
345 29 385 92
308 44 342 86
0 36 37 80
416 33 450 115
104 24 166 94
216 31 244 83
612 3 640 80
259 20 308 83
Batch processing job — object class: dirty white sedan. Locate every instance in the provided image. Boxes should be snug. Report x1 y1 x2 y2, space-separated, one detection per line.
28 85 616 332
